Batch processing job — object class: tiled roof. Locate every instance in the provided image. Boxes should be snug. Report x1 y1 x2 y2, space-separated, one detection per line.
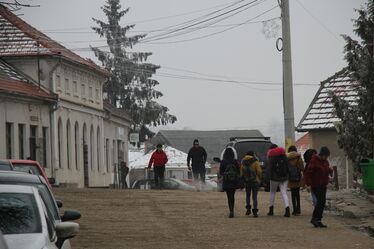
0 77 56 99
0 59 56 100
0 58 28 81
0 5 108 75
297 69 357 131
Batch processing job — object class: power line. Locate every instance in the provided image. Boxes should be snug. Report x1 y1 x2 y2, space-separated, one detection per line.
141 6 279 44
294 0 341 42
140 0 264 43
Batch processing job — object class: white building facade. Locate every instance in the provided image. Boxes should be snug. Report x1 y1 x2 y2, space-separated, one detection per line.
0 5 132 187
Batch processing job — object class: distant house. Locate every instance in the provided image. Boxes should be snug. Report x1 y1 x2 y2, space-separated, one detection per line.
296 69 356 188
0 5 131 188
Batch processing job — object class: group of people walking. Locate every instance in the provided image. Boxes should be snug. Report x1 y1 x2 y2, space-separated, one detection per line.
220 144 332 228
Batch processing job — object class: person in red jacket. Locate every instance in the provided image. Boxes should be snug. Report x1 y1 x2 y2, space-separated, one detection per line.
305 146 333 228
148 144 168 189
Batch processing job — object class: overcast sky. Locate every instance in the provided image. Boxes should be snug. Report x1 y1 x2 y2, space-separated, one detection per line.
18 0 366 143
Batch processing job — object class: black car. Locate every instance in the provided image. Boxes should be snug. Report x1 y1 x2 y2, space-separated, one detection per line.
132 178 195 191
0 171 81 223
217 137 273 191
0 160 13 171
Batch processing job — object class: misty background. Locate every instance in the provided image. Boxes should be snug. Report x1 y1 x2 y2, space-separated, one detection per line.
18 0 365 145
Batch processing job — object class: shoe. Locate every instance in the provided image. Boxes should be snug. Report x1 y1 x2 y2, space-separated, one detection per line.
252 209 258 218
318 222 327 228
267 206 274 216
245 209 251 216
229 212 234 218
292 210 297 216
310 219 319 228
284 207 290 217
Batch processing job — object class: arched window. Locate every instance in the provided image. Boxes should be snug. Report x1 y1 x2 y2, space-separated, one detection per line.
74 122 79 170
66 120 71 169
57 118 63 168
97 127 101 172
90 126 94 170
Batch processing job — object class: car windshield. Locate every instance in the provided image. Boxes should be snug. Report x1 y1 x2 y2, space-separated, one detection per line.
234 141 272 162
0 193 42 234
13 164 41 176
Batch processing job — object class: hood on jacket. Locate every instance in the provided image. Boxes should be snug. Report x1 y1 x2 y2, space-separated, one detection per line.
243 155 254 160
267 147 286 158
287 151 301 160
310 153 325 164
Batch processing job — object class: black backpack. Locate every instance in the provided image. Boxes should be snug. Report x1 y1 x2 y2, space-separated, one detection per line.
223 163 239 183
242 158 257 184
288 158 301 183
272 156 288 178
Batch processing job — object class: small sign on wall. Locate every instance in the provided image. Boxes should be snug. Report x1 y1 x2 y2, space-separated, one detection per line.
129 133 139 143
30 116 39 122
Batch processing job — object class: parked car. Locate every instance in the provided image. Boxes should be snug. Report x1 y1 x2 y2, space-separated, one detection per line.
0 171 81 249
214 136 273 191
180 178 218 191
9 159 54 188
0 184 79 249
0 159 14 171
132 178 195 191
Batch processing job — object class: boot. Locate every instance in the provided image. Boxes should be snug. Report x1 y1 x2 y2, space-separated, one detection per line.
228 201 234 218
310 219 319 228
318 221 327 228
267 206 274 216
292 208 297 216
296 206 301 216
245 205 251 216
252 209 258 218
284 207 290 217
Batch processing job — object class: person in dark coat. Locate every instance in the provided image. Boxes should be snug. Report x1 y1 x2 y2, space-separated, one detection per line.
219 147 240 218
148 144 168 189
287 146 305 215
120 161 129 189
305 146 333 228
303 149 318 206
187 139 207 187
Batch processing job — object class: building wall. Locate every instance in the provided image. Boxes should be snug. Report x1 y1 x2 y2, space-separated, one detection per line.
0 95 52 170
309 130 354 188
3 56 131 188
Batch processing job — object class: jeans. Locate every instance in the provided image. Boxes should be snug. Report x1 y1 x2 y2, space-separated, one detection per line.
312 187 327 221
192 168 206 183
311 191 317 206
121 174 128 189
226 189 236 213
269 180 289 208
154 166 165 189
245 183 259 209
290 187 300 212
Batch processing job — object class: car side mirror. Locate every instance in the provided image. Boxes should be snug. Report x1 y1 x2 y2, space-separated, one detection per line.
56 222 79 249
48 178 56 185
213 157 221 163
56 200 63 208
61 210 81 222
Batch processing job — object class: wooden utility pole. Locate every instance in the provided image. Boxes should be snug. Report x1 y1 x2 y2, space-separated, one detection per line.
281 0 295 149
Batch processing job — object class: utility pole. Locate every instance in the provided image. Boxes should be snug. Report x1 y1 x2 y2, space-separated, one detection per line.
281 0 295 148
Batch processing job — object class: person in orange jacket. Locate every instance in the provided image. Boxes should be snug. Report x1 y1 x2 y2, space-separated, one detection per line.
148 144 168 189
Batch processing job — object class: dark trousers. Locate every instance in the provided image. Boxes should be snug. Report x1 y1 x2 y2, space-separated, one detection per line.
312 187 327 221
154 166 165 189
291 187 301 212
226 189 236 213
245 184 259 209
121 174 128 189
192 168 206 183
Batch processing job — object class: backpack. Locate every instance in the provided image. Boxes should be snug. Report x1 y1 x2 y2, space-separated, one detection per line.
223 163 239 183
242 158 257 184
271 156 288 179
288 158 301 183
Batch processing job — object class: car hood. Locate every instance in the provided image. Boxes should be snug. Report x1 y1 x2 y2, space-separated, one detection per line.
4 233 52 249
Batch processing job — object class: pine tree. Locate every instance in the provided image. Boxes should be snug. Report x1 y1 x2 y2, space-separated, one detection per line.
91 0 176 140
331 0 374 166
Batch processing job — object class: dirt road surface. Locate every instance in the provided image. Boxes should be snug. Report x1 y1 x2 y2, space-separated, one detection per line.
54 188 374 249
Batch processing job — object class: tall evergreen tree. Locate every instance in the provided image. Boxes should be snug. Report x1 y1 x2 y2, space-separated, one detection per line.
91 0 176 140
331 0 374 166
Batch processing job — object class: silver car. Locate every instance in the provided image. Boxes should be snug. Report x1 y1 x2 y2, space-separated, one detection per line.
0 184 79 249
